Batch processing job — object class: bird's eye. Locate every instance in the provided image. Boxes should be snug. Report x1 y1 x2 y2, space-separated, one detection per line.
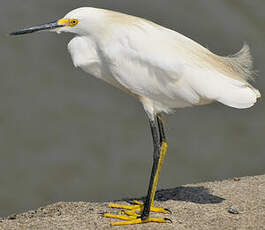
70 19 79 27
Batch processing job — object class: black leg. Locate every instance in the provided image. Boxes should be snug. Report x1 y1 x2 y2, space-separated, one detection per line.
141 118 160 219
157 114 166 143
141 114 167 220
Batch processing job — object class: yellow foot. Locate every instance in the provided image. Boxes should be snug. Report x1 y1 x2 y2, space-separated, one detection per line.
104 200 169 226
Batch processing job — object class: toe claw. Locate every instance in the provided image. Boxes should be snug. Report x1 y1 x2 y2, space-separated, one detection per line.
164 208 172 214
164 217 173 223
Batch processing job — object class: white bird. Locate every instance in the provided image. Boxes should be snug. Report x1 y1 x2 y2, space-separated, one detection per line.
11 7 260 226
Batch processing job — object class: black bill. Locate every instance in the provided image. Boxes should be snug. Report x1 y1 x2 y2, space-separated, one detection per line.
10 20 64 36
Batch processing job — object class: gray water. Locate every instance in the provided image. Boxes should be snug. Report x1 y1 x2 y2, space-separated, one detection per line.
0 0 264 217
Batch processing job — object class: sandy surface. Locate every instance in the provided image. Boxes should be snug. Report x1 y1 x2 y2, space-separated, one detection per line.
0 175 264 230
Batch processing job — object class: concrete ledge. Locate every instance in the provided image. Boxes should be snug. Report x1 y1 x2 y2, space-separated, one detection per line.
1 174 264 230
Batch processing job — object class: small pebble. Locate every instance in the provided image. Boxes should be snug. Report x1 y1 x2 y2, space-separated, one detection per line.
228 205 239 214
233 177 240 181
8 214 17 220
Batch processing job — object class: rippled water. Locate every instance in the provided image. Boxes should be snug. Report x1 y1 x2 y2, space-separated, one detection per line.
0 0 264 216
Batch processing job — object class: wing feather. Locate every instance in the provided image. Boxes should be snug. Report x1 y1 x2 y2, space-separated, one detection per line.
102 19 260 109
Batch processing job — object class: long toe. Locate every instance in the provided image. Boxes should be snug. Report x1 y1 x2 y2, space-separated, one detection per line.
109 217 168 226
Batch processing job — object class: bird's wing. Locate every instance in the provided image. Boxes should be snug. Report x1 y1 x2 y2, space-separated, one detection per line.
101 23 202 105
102 21 260 109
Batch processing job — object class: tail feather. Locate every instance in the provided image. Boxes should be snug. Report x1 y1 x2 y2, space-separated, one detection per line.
185 68 260 109
221 43 255 81
216 83 259 109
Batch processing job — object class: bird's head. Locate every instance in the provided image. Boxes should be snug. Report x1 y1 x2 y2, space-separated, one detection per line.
10 7 100 36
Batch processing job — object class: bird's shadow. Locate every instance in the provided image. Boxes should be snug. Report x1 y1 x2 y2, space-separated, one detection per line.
124 186 224 204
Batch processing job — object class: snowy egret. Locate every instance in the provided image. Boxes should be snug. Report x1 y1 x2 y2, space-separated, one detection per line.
11 7 260 226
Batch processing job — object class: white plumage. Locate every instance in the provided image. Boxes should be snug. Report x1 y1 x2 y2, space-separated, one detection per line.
62 7 260 118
